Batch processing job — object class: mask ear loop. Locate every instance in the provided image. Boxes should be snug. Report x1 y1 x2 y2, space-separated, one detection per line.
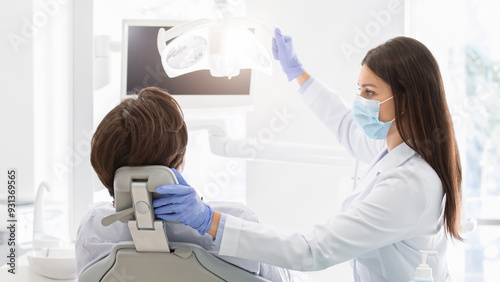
380 96 394 104
382 96 399 122
391 111 405 123
380 96 396 122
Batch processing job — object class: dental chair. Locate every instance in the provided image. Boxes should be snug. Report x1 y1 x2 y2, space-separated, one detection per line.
78 166 269 282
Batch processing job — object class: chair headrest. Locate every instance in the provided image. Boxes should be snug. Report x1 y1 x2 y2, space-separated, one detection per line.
102 166 178 226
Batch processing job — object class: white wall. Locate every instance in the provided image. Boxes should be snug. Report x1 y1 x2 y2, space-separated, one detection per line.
33 0 74 241
246 1 404 281
0 0 35 204
0 0 94 242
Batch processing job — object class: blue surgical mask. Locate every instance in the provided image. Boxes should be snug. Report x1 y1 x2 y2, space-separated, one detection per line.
352 95 395 139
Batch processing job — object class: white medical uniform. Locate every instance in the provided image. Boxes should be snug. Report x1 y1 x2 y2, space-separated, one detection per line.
76 201 295 282
218 78 451 282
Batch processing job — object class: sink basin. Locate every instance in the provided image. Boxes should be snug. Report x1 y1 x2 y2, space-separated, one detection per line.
27 247 77 279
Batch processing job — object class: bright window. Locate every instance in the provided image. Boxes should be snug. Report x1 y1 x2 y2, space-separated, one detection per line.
453 1 500 280
407 0 500 281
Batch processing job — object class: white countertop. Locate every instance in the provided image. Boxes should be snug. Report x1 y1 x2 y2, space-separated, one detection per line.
0 253 77 282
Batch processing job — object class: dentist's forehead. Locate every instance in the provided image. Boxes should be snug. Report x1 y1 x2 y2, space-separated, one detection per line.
358 65 385 88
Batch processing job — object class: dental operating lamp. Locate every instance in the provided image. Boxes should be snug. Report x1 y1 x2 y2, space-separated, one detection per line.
157 17 273 79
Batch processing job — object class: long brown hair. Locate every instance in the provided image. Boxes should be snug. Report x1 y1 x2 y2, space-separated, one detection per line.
90 87 188 197
362 37 463 240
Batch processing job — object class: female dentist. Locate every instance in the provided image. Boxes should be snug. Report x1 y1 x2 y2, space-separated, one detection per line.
153 29 462 282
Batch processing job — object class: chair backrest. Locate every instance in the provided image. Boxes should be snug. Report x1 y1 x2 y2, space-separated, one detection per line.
78 166 270 282
79 241 270 282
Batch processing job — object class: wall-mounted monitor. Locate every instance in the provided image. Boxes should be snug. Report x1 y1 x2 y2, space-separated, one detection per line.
121 19 256 111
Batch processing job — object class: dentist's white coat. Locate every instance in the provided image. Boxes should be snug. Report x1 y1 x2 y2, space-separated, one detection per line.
218 78 450 282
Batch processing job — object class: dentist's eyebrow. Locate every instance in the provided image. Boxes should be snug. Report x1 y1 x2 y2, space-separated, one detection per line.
358 83 377 88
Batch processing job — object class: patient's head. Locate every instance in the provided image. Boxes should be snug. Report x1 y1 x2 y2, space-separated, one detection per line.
90 87 188 197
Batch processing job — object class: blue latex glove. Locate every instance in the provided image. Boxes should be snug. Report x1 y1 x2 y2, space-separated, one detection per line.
153 168 214 235
272 28 305 81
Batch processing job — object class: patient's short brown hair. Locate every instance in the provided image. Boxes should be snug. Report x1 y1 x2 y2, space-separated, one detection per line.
90 87 188 197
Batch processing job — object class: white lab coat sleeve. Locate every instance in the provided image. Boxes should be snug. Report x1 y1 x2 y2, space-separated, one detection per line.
219 167 428 271
301 77 386 164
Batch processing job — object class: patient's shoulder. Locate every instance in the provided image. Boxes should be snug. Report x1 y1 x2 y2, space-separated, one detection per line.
207 201 260 223
78 201 113 231
77 201 131 244
85 201 114 217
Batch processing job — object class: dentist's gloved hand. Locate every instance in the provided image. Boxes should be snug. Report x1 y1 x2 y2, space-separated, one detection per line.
272 28 305 81
153 168 214 235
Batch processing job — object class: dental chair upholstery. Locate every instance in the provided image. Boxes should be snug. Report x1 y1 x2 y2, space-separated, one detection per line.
78 166 269 282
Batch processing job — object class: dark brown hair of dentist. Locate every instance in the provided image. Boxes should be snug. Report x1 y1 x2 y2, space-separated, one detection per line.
362 36 463 241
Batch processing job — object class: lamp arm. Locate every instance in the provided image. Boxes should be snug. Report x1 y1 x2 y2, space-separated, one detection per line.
157 19 213 54
229 17 274 34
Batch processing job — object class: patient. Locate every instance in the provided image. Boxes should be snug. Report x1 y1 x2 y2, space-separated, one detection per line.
76 87 295 281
